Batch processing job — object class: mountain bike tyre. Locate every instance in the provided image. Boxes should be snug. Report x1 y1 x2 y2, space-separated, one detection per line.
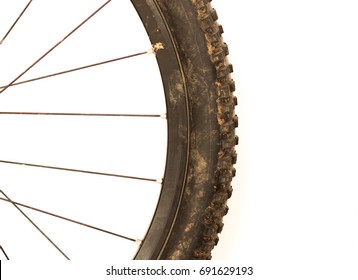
132 0 238 260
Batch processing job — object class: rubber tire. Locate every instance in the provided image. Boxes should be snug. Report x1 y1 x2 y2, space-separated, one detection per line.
133 0 237 260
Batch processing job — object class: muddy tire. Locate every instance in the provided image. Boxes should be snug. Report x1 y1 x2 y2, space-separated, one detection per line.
133 0 237 260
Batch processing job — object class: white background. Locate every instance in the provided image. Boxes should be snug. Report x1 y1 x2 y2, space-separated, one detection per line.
212 0 358 279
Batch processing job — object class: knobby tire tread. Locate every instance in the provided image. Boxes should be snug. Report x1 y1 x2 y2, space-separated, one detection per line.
155 0 238 260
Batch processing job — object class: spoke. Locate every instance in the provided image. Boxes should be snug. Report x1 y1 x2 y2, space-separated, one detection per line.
0 196 137 243
0 190 69 259
0 0 112 95
0 112 162 118
0 245 10 260
0 160 159 183
0 0 33 45
0 52 148 90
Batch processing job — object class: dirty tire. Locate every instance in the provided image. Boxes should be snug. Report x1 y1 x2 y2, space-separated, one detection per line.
133 0 237 260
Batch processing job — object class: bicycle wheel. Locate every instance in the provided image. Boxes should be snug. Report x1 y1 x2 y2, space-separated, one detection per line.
0 0 237 260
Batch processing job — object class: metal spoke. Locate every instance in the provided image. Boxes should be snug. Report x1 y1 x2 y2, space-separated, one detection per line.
0 160 159 183
0 0 33 45
0 196 137 243
0 190 69 260
0 112 162 118
0 52 148 90
0 245 10 260
0 0 112 95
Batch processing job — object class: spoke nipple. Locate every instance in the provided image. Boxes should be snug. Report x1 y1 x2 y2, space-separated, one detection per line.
148 42 165 55
156 178 163 184
160 114 167 119
135 239 143 245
